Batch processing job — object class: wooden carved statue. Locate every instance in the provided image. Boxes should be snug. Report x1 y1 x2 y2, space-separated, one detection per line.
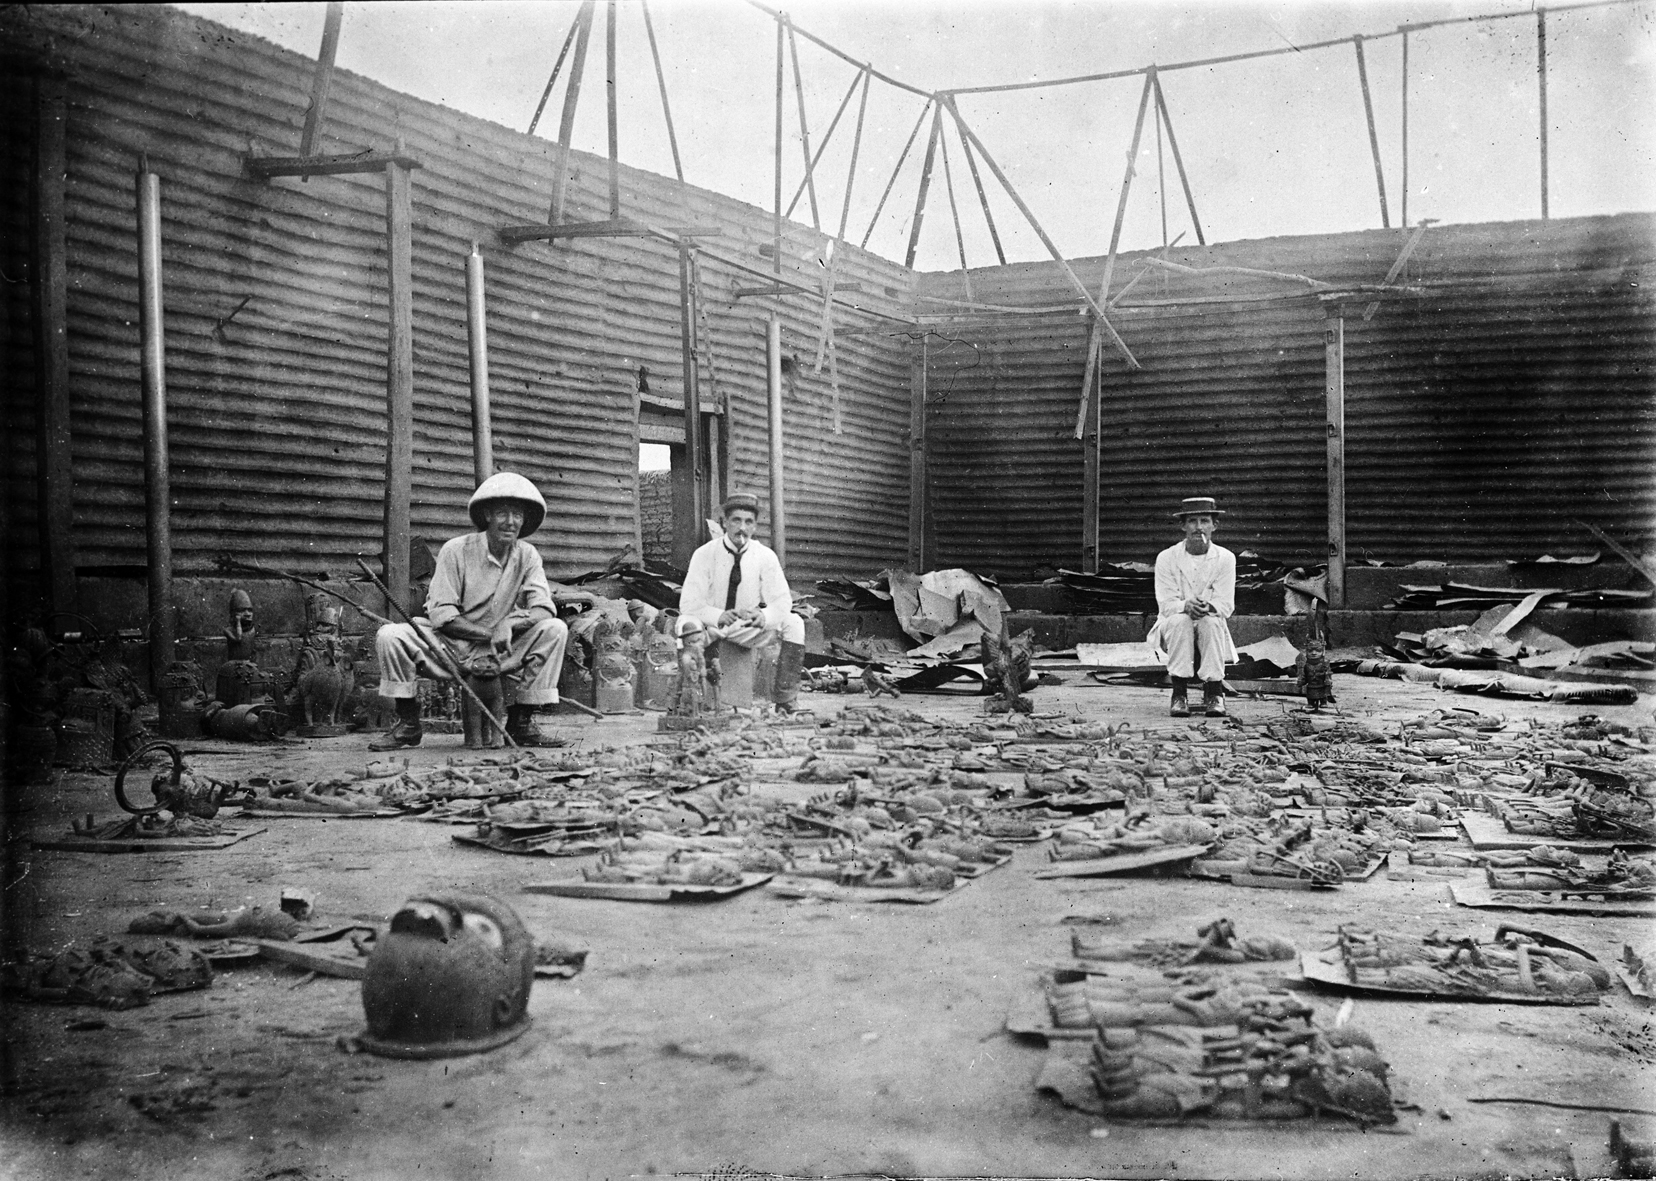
981 620 1034 714
292 593 355 737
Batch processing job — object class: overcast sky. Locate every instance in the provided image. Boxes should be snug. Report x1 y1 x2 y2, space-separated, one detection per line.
176 0 1656 268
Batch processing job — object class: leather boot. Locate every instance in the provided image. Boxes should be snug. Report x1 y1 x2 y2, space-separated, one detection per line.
505 704 563 748
1168 677 1190 718
1203 682 1227 717
369 697 422 750
771 640 807 714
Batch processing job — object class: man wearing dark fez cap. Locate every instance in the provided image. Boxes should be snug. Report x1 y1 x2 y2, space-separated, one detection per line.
1147 496 1237 717
371 472 577 748
679 491 808 713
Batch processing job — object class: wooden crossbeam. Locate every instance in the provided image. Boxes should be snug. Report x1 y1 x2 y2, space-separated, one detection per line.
247 152 421 179
499 218 721 244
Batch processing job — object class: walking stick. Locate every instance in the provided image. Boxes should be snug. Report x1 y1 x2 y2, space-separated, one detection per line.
352 557 521 746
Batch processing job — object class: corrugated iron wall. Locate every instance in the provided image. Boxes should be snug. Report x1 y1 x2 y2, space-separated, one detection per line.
919 215 1656 576
0 4 914 588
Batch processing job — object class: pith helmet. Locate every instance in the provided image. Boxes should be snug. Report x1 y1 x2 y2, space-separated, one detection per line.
468 472 547 538
358 893 535 1059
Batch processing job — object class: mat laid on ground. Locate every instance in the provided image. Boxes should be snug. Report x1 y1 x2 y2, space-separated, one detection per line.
1447 878 1656 917
1298 924 1610 1004
1034 844 1211 879
1460 813 1654 854
523 873 773 902
33 827 265 854
1033 1024 1403 1128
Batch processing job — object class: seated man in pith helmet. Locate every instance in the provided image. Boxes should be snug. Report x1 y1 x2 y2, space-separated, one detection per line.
1148 496 1237 718
371 472 574 749
678 491 808 714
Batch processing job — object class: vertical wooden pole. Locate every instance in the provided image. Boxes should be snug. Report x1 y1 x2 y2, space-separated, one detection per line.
383 159 414 619
549 0 595 225
1324 315 1347 610
34 76 76 616
1354 35 1391 229
136 161 174 682
605 0 620 219
772 16 784 277
1401 30 1410 229
904 105 943 269
767 315 786 567
1082 361 1100 574
1156 91 1167 249
465 242 493 485
1537 9 1550 220
1151 75 1204 246
299 1 343 157
679 242 704 527
908 334 928 572
640 0 683 182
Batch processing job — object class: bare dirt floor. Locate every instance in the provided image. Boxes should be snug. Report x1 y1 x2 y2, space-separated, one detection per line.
3 674 1655 1181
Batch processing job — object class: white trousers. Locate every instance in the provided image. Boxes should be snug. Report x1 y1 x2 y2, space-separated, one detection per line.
1161 613 1231 683
714 613 805 648
375 614 569 706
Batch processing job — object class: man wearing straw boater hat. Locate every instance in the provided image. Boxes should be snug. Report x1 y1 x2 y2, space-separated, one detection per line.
370 472 575 748
1148 496 1238 718
679 491 808 714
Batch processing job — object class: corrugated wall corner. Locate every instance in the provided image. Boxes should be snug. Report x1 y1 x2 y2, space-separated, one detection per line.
1 3 918 598
918 215 1656 577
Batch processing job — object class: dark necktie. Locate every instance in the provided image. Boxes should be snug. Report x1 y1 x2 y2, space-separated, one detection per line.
724 546 743 611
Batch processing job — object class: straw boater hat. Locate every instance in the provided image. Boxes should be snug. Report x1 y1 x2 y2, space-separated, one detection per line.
468 472 547 538
722 491 760 516
1172 497 1226 518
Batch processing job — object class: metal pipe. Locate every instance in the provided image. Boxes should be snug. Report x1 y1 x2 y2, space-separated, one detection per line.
383 159 414 620
136 161 174 683
465 242 494 484
767 314 786 567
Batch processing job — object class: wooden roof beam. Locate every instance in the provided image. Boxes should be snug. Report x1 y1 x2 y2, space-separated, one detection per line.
247 152 421 179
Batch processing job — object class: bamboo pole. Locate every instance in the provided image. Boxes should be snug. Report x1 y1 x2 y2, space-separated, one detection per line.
938 128 973 301
1099 70 1155 309
787 69 861 220
1537 8 1550 219
904 105 943 269
862 97 932 250
773 15 784 276
465 243 494 484
548 1 595 226
1400 29 1410 227
948 106 1137 367
1151 74 1204 245
1354 35 1391 228
947 95 1006 266
136 160 174 683
836 68 871 241
786 18 822 231
605 0 620 218
767 314 786 566
527 10 581 136
299 1 343 157
640 1 683 182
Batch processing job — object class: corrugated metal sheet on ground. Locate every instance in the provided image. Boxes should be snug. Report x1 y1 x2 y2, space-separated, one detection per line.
917 216 1656 578
1 4 915 590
